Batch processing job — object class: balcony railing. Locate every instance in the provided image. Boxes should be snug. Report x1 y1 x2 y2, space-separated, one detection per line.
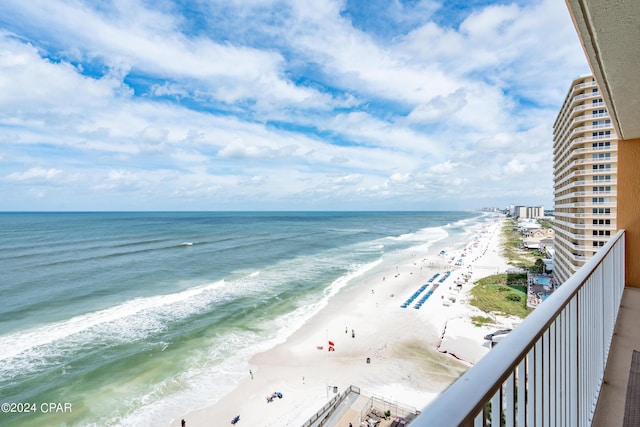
414 230 625 427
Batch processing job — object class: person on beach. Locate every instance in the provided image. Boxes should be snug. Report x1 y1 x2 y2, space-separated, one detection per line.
351 329 355 338
181 419 186 427
249 369 253 379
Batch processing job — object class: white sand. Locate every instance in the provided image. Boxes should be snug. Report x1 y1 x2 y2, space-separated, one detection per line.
171 215 511 427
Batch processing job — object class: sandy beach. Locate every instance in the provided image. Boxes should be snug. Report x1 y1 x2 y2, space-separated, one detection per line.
172 215 511 427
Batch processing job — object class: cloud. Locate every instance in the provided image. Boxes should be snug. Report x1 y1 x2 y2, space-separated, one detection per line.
503 159 526 175
389 173 412 184
429 161 458 175
6 167 63 182
406 89 468 123
0 0 590 210
217 141 300 160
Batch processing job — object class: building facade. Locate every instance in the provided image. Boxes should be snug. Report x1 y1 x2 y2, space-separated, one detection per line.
507 205 544 219
552 75 618 284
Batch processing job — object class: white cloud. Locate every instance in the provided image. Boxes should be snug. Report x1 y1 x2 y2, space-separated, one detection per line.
504 159 526 175
6 167 63 182
389 173 412 184
429 161 458 175
0 0 590 210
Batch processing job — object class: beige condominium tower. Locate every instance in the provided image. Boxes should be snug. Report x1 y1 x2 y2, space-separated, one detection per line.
552 75 618 284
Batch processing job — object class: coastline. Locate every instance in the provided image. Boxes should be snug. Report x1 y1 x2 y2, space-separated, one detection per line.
172 214 511 427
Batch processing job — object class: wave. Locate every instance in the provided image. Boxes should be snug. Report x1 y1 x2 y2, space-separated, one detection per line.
387 226 448 243
0 237 172 262
0 280 228 369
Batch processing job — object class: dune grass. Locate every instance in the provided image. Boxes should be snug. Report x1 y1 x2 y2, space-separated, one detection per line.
470 273 529 319
501 218 538 269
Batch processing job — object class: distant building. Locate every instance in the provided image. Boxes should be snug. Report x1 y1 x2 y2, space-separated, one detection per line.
552 75 618 284
509 205 545 219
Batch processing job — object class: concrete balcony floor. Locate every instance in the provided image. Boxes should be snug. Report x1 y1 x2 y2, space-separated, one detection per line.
593 287 640 426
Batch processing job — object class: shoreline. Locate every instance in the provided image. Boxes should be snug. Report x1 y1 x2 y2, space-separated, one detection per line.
172 214 510 427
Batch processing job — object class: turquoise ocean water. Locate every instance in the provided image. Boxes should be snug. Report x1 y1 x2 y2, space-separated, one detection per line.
0 211 484 426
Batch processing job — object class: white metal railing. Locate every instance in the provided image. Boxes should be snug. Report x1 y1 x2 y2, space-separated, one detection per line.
414 230 625 427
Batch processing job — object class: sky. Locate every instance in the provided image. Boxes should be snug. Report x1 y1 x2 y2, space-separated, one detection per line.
0 0 590 211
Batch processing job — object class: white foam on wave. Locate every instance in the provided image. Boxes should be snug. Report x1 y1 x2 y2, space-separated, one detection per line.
112 330 266 427
114 257 386 427
445 213 483 230
387 225 448 243
112 282 342 426
0 279 228 364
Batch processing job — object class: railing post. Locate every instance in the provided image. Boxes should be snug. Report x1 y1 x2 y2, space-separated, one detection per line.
571 296 578 427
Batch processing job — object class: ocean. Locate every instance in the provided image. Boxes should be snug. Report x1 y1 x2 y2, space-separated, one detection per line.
0 211 484 426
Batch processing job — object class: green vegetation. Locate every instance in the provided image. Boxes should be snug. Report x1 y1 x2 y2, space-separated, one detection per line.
466 217 554 322
470 315 493 327
501 218 538 269
470 273 530 319
474 272 527 287
537 218 554 230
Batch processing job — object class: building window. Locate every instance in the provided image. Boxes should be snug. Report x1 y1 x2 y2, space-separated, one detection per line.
592 164 611 170
592 141 611 149
592 175 612 182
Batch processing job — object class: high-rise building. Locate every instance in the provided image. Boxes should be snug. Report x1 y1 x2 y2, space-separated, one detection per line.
511 205 544 219
552 75 618 284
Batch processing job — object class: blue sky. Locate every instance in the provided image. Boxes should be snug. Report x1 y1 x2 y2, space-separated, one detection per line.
0 0 589 211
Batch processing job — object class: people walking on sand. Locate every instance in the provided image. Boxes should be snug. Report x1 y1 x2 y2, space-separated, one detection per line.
249 369 253 379
351 329 355 338
181 419 186 427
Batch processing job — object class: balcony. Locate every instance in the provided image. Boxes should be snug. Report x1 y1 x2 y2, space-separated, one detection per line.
554 178 617 195
415 230 625 426
554 98 603 129
554 191 615 202
554 140 617 168
554 134 617 163
558 122 613 144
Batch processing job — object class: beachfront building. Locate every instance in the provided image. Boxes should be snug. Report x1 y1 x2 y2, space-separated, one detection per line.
416 1 640 425
552 75 617 285
506 205 544 219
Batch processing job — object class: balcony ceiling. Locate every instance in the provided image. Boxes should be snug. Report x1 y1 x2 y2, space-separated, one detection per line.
567 0 640 141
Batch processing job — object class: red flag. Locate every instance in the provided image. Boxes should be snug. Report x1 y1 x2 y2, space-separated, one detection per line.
328 340 335 346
